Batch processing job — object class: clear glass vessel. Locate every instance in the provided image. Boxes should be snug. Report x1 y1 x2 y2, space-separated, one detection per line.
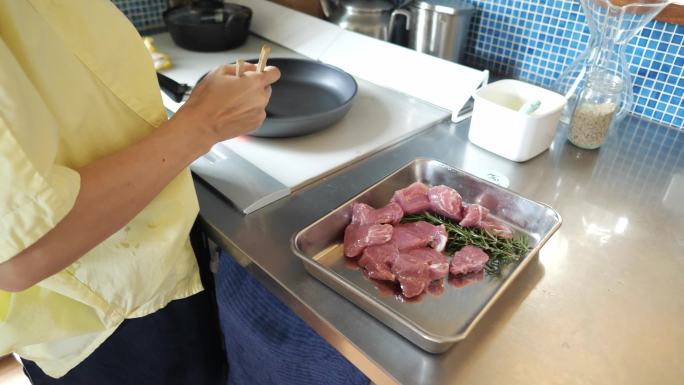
553 0 672 124
567 71 623 149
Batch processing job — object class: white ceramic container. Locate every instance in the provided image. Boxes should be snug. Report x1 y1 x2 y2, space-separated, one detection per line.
468 79 567 162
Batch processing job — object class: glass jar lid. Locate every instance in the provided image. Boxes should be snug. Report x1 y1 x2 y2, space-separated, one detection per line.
585 70 624 93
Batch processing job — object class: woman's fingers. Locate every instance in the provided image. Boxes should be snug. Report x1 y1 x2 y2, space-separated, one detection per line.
216 64 235 76
243 66 281 86
261 66 281 85
242 62 258 72
216 62 258 76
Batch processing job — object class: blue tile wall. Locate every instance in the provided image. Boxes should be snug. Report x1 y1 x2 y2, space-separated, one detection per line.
111 0 167 34
461 0 684 129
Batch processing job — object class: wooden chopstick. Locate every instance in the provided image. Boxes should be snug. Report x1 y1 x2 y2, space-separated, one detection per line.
235 59 245 77
257 44 271 73
234 45 269 78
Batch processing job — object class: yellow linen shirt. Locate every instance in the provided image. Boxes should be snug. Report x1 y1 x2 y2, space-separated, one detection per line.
0 0 202 377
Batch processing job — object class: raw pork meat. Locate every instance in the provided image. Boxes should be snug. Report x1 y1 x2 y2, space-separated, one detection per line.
427 185 463 220
406 248 449 280
459 204 490 228
343 224 393 258
351 202 404 226
358 243 399 281
391 182 431 214
450 245 489 276
391 253 431 298
482 219 513 239
391 221 448 252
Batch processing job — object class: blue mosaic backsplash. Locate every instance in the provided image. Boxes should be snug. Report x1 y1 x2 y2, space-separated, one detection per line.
112 0 167 34
461 0 683 129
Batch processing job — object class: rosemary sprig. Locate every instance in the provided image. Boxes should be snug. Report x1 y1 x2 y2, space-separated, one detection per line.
401 212 529 276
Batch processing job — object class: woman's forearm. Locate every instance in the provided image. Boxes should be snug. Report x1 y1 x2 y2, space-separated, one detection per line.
0 114 211 292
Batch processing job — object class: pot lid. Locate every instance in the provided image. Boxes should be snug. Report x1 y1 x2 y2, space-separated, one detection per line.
411 0 475 15
342 0 396 13
165 3 251 25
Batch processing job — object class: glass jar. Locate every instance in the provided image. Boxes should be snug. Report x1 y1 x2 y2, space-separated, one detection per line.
567 71 623 149
552 0 670 124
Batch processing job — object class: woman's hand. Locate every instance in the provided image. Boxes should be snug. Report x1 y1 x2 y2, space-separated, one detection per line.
175 62 281 145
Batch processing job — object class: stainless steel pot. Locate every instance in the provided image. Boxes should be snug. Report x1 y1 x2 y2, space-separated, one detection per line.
320 0 401 41
390 0 475 63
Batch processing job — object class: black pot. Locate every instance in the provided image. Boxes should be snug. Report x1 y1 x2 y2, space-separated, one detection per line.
163 1 252 52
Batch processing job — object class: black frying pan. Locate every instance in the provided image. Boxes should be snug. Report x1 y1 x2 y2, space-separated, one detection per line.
157 58 358 138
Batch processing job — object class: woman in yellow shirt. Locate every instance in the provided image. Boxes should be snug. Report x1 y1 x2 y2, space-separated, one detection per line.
0 0 279 383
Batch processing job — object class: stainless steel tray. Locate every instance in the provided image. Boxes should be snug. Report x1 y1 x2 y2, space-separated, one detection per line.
291 158 562 353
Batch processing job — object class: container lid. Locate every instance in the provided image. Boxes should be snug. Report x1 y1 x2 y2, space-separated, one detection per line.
164 3 251 25
412 0 475 15
342 0 396 13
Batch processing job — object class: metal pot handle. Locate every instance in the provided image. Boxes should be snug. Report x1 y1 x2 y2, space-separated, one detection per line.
389 8 411 31
224 10 252 33
320 0 340 19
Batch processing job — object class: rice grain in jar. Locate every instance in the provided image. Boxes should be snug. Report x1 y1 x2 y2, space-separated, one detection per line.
567 71 623 149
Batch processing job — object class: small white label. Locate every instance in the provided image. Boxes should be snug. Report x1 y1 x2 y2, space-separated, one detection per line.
480 170 510 188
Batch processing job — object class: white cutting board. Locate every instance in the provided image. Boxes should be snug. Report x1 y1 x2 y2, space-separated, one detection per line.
220 79 450 188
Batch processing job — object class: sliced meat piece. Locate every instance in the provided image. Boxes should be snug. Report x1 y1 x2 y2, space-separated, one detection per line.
373 202 404 224
350 203 373 225
391 223 428 251
450 245 489 276
482 219 513 239
351 202 404 226
459 204 490 228
358 243 399 281
343 224 393 258
430 224 448 252
391 182 431 214
391 253 431 298
428 185 463 220
391 221 448 252
406 248 449 280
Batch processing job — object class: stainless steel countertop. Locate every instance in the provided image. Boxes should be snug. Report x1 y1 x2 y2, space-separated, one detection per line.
196 115 684 385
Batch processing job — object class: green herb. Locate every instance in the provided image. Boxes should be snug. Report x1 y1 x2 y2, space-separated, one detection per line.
402 212 529 276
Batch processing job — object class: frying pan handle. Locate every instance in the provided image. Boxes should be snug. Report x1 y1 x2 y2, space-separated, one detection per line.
156 72 191 103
